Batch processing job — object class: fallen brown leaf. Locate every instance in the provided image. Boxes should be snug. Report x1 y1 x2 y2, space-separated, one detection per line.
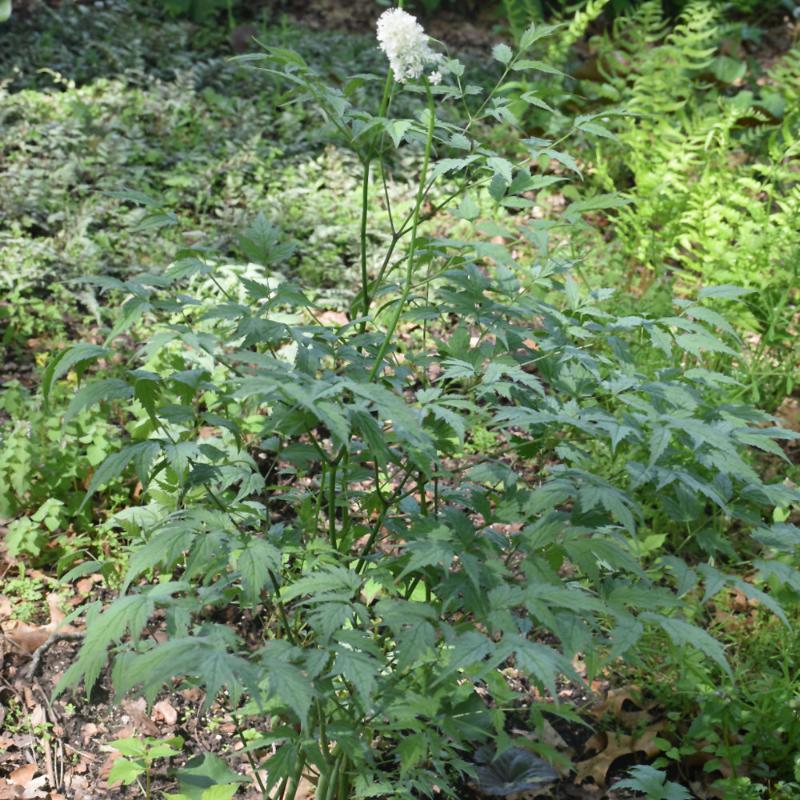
317 311 349 327
45 593 65 627
180 687 204 703
74 575 102 597
153 699 178 726
29 705 46 727
65 773 90 800
2 623 49 656
574 722 666 787
9 734 34 750
21 775 47 800
80 723 99 746
22 686 36 709
777 396 800 432
590 685 656 728
2 593 79 655
122 698 160 735
8 765 36 787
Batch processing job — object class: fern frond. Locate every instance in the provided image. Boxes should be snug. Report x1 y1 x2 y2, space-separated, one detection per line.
548 0 612 63
767 41 800 106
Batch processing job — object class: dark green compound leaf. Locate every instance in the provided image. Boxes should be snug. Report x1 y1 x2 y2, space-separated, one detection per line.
59 560 104 584
43 343 110 406
608 617 644 660
122 522 196 592
130 370 162 424
79 440 163 512
473 746 558 796
443 631 496 675
397 733 428 776
264 662 314 729
351 409 394 467
64 378 133 424
512 638 570 700
752 523 800 552
332 646 380 702
307 601 353 641
55 595 155 697
675 331 738 358
394 619 436 670
279 383 350 448
281 565 361 603
238 213 297 266
133 440 164 488
174 754 248 800
112 637 261 708
697 284 754 300
106 188 163 208
613 765 692 800
563 193 631 224
236 537 281 604
258 743 302 794
642 613 731 676
399 538 455 579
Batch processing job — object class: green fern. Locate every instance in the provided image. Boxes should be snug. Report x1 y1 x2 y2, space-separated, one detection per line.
592 0 719 113
769 42 800 103
502 0 613 62
547 0 613 63
581 2 800 407
765 41 800 140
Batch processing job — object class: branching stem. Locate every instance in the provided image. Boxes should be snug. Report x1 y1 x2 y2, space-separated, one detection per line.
368 84 436 383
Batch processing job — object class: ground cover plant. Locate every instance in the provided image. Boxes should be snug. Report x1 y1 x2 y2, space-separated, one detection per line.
1 2 800 799
0 0 394 383
499 0 800 410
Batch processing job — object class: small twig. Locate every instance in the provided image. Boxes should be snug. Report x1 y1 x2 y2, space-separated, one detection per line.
62 742 97 761
40 724 56 791
24 632 85 679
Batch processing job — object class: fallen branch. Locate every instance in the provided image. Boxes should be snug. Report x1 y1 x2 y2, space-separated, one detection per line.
24 631 85 679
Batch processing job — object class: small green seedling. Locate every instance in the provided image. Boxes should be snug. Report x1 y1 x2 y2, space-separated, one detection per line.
108 736 184 799
613 765 692 800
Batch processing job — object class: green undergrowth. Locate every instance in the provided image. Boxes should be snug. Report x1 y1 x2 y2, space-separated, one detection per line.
0 0 409 357
1 2 800 799
508 0 800 409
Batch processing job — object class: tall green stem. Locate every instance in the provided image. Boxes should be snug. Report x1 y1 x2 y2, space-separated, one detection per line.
336 754 348 800
358 72 394 325
328 461 337 549
368 85 436 383
359 162 372 319
286 754 306 800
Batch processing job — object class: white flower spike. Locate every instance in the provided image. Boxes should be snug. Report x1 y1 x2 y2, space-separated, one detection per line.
376 8 442 84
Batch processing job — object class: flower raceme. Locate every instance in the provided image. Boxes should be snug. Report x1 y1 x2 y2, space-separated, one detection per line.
376 8 442 84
